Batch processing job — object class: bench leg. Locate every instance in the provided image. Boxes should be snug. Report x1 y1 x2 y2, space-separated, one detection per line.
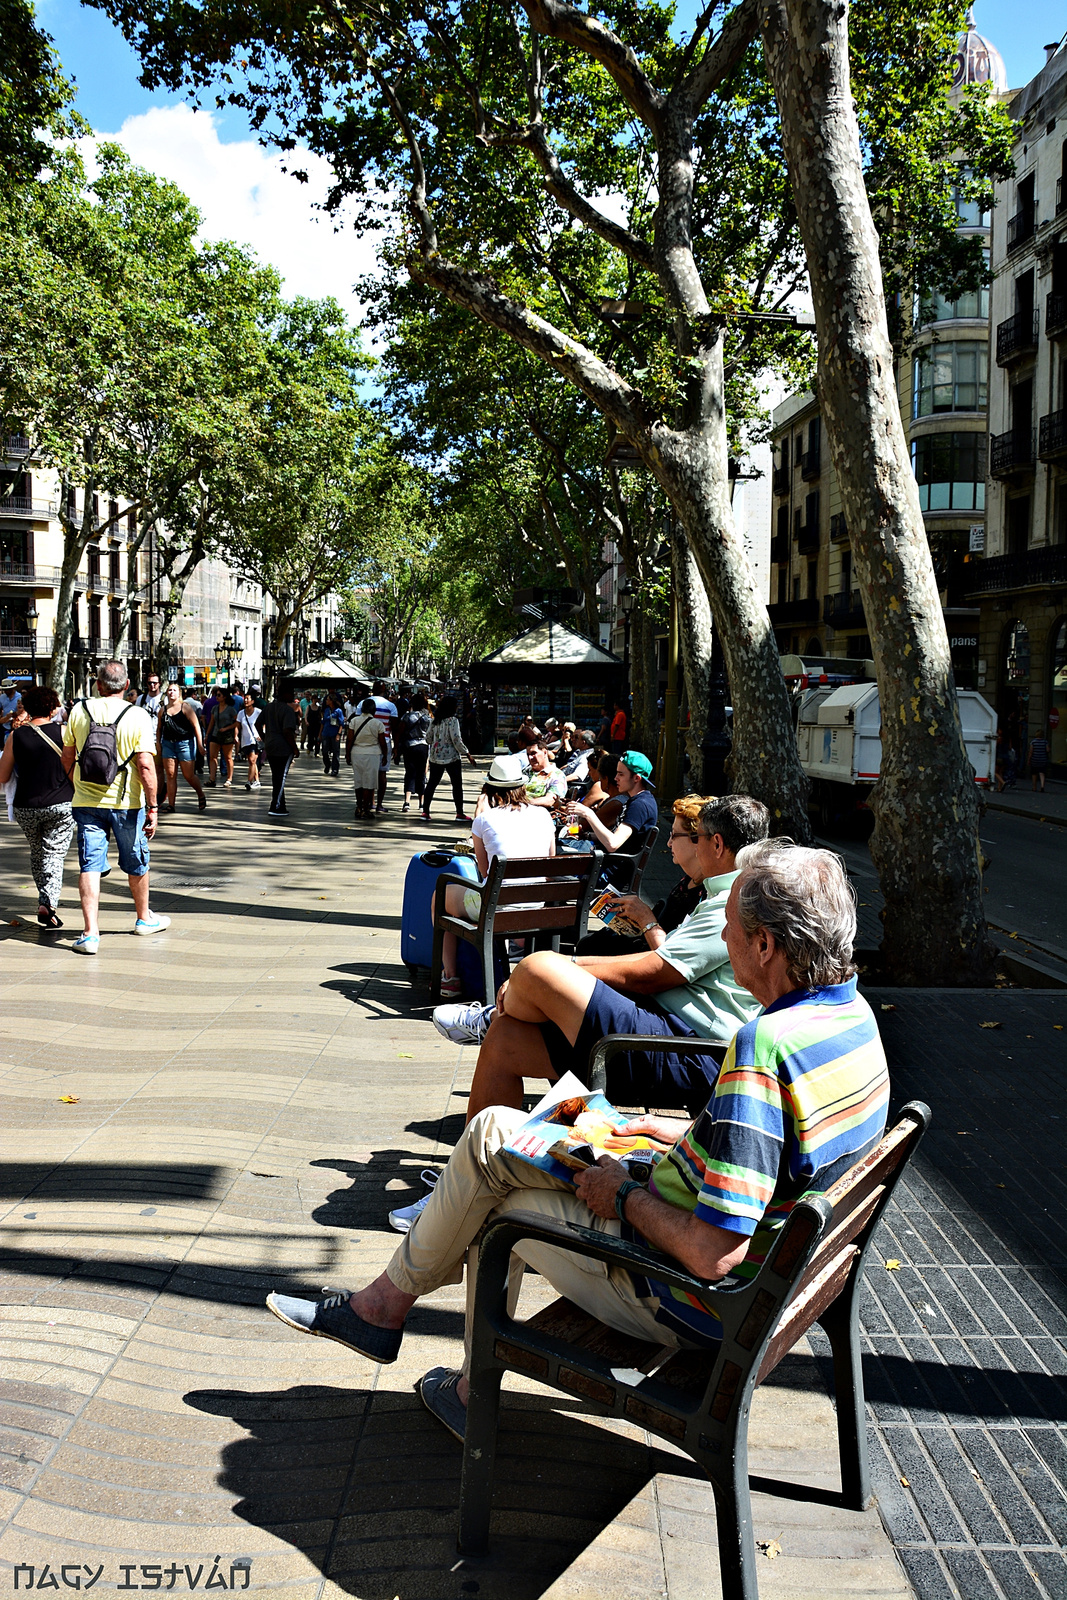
818 1288 872 1511
707 1422 760 1600
457 1364 504 1555
430 911 446 1003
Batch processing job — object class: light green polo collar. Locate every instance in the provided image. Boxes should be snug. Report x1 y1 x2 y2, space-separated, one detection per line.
703 868 740 896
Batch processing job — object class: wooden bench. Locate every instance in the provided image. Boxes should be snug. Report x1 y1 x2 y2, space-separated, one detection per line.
430 852 603 1004
457 1077 931 1599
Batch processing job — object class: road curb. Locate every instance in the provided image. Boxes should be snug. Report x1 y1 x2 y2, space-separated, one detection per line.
983 797 1067 828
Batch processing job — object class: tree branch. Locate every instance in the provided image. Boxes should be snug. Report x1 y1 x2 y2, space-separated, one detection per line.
521 0 664 129
684 0 761 110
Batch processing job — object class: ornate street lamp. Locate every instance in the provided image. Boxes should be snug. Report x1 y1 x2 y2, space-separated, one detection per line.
25 601 38 686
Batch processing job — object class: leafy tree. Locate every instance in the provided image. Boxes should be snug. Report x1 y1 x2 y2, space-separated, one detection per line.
0 0 78 197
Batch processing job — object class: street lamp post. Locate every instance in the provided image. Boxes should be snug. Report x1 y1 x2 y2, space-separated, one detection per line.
25 601 38 686
213 631 244 688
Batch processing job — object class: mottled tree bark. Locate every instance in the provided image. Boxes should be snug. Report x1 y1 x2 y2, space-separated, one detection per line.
762 0 994 984
673 523 713 790
628 603 660 757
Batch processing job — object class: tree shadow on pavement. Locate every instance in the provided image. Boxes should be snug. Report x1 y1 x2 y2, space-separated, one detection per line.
184 1380 694 1600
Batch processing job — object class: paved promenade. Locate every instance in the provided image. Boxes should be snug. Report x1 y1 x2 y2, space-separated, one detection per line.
0 765 910 1600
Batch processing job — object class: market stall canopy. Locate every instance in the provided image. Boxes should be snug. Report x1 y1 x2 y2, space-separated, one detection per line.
472 620 622 686
287 655 372 685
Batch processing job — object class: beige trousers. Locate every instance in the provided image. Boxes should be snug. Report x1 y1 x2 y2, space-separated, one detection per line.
386 1106 682 1374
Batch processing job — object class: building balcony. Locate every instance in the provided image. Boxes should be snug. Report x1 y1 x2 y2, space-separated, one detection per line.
0 561 62 587
2 435 34 456
0 633 54 654
823 590 867 629
772 465 790 496
1006 209 1035 253
989 427 1035 478
796 523 820 556
1048 293 1067 340
1058 176 1065 216
830 513 849 543
799 448 821 482
996 310 1039 365
0 496 55 519
1039 409 1067 462
965 546 1067 596
767 598 819 626
770 533 790 564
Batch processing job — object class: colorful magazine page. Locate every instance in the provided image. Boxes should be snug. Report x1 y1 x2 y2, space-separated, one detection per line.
590 888 643 938
503 1071 673 1186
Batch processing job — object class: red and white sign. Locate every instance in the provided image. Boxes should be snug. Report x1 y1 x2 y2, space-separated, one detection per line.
1049 709 1061 730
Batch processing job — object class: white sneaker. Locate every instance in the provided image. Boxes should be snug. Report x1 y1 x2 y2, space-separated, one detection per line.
432 1001 495 1045
388 1170 440 1233
133 915 170 936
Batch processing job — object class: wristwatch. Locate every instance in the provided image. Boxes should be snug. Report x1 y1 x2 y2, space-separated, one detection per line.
614 1178 644 1222
642 920 660 934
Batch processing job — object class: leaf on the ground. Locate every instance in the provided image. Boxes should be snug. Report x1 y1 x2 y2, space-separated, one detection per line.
398 1052 413 1058
316 895 328 899
996 1183 1006 1189
880 1003 896 1012
1008 932 1019 940
757 1540 782 1560
1055 1025 1064 1031
58 1095 79 1104
7 920 19 926
900 1476 910 1487
885 1258 901 1271
979 1021 1002 1029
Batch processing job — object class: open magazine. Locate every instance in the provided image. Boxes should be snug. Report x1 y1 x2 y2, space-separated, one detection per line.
504 1072 674 1186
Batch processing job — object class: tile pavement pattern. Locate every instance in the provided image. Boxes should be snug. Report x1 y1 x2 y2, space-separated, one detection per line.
0 767 910 1600
849 990 1067 1600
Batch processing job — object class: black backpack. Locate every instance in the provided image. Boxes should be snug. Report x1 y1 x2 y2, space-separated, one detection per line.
76 700 135 800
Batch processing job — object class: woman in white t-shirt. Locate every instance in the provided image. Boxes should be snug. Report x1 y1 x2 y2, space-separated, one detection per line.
436 753 556 998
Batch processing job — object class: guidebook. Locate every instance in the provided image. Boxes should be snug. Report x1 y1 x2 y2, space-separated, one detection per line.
503 1072 674 1186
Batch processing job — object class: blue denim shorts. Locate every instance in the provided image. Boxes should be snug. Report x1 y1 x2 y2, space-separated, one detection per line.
72 807 150 877
161 738 195 763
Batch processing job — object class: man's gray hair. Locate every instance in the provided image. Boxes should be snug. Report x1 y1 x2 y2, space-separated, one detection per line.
97 659 129 693
733 838 857 989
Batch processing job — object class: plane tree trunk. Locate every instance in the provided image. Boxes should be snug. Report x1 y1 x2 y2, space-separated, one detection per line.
761 0 994 983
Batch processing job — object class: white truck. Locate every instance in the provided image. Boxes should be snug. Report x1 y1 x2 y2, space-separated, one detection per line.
794 678 997 829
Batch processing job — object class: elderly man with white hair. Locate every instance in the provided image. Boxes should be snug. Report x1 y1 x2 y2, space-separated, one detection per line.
266 839 890 1440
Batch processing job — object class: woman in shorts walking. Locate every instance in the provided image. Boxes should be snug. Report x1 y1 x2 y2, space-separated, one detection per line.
156 683 207 813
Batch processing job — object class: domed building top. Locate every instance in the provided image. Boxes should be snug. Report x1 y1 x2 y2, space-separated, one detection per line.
950 7 1008 93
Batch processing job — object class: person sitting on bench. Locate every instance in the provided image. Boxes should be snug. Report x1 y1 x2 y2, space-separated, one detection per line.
434 794 771 1122
266 839 889 1442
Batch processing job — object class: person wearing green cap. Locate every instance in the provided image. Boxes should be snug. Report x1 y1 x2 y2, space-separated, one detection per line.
567 748 658 885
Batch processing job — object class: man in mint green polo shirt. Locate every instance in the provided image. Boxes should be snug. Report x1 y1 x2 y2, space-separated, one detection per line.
455 794 770 1125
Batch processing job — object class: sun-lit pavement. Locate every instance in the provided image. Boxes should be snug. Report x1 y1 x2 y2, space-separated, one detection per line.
0 762 911 1599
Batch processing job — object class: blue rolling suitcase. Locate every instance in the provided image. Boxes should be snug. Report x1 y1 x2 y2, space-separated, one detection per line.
401 849 479 976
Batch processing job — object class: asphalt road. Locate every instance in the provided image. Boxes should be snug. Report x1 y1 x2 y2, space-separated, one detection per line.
816 809 1067 969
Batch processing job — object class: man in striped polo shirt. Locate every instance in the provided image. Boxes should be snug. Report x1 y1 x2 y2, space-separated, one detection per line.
265 840 889 1435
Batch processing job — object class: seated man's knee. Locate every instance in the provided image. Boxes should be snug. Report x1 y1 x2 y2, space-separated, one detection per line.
511 948 570 990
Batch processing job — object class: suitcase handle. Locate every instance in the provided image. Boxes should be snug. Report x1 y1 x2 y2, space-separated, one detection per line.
420 849 455 868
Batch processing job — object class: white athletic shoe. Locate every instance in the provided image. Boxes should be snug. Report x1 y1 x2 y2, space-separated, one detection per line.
388 1170 440 1234
431 1001 495 1045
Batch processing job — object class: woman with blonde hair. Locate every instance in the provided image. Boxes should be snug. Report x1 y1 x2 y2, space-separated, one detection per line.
575 793 717 956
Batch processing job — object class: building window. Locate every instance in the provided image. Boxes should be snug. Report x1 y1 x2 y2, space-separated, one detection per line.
926 271 990 323
913 341 988 416
88 600 101 642
911 432 986 511
950 168 988 229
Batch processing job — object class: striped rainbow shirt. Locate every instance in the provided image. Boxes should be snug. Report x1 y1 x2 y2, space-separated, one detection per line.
637 977 889 1345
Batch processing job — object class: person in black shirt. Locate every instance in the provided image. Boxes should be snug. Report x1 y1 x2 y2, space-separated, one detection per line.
0 685 75 928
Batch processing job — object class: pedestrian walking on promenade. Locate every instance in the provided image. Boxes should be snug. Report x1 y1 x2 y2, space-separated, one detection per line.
370 680 398 814
262 680 300 818
321 692 344 775
237 692 264 790
60 658 169 954
206 688 239 788
306 695 323 756
135 674 164 716
0 684 75 928
1027 734 1050 793
0 678 23 747
422 695 477 823
400 692 430 813
156 683 207 813
609 699 629 754
347 697 390 819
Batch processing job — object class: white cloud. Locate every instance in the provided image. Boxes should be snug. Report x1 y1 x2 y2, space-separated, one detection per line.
89 103 385 312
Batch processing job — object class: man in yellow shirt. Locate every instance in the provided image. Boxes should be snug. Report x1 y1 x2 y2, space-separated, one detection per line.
61 659 169 954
